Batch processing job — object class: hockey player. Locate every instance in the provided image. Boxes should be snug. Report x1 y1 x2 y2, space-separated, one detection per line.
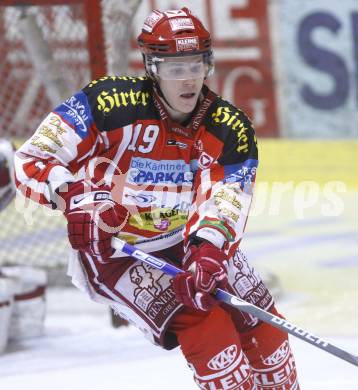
14 8 300 389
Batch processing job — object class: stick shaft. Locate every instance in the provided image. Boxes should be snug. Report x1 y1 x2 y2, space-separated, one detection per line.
111 237 358 367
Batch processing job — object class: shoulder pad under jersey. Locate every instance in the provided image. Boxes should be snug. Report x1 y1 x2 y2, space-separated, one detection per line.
203 95 258 165
82 76 157 132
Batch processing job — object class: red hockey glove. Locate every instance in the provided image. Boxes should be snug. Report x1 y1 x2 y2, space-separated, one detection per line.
172 242 229 311
57 181 127 260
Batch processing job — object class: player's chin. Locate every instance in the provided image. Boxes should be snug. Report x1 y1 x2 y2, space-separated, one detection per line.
177 94 199 112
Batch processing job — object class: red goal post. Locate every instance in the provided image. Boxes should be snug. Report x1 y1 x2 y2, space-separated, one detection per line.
0 0 107 141
0 0 141 277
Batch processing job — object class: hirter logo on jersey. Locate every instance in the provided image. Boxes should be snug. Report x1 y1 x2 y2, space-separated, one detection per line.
175 37 199 52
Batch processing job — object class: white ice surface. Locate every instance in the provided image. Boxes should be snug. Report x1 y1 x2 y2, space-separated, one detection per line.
0 287 357 390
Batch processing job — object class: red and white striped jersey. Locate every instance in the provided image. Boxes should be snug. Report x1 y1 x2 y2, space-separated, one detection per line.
14 76 258 257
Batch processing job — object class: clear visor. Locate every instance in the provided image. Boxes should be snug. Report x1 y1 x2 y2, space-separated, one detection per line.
151 55 209 81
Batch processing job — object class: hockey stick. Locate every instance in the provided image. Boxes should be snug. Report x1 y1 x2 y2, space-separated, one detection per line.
111 237 358 367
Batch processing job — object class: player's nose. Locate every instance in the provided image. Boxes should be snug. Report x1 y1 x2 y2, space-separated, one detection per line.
182 78 196 87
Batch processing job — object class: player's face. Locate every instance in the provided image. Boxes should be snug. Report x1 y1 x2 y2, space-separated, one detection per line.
157 55 206 114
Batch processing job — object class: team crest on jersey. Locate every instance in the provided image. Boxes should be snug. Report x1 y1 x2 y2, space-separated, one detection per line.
198 152 214 169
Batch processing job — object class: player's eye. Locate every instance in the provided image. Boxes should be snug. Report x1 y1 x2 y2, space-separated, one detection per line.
190 63 203 74
168 65 185 76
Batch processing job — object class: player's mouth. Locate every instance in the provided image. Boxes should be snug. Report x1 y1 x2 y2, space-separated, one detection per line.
180 92 196 99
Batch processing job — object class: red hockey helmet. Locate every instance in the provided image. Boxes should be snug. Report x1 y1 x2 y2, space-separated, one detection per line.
138 8 214 79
